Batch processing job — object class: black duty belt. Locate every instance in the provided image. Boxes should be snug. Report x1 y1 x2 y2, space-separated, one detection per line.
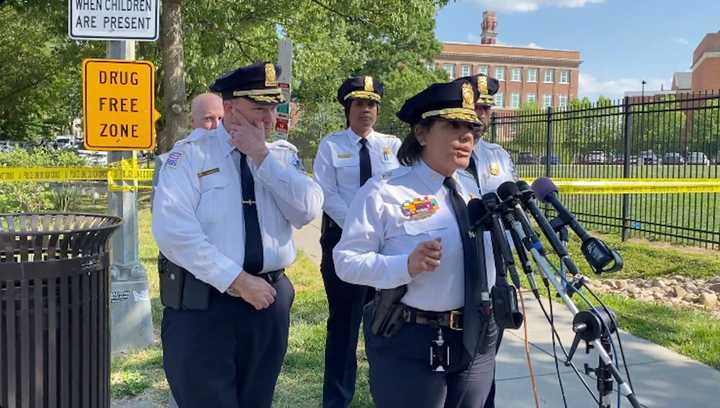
401 305 464 331
258 269 285 285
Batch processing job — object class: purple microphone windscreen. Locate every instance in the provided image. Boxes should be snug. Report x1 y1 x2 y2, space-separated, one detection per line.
531 177 559 202
496 181 520 202
467 198 487 224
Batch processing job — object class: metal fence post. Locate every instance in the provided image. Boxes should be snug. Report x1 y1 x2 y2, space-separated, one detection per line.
621 96 633 241
490 112 497 143
545 106 553 178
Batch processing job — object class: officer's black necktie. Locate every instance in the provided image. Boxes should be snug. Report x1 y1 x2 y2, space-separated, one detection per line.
359 138 371 186
467 156 480 187
238 151 263 274
443 176 481 358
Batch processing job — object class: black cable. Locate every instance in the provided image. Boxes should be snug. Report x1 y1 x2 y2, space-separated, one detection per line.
585 285 638 398
547 283 569 408
533 288 600 405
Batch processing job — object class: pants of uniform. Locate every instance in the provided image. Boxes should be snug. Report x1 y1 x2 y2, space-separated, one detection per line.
363 306 497 408
161 275 295 408
320 218 373 408
482 328 504 408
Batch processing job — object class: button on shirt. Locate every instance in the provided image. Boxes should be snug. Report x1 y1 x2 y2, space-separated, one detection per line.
333 160 498 312
152 124 324 292
470 139 518 193
313 128 401 228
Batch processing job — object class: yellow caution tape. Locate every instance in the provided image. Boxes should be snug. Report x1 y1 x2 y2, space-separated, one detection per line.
544 178 720 194
1 164 718 194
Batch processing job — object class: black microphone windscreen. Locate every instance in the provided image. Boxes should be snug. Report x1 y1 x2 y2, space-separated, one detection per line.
517 180 531 192
467 198 487 226
531 177 558 202
497 181 520 202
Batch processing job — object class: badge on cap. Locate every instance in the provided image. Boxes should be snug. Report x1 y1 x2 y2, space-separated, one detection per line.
401 196 440 220
364 76 375 92
265 63 277 87
489 162 501 176
462 82 474 110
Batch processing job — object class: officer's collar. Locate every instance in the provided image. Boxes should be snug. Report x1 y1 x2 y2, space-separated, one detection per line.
218 123 237 157
347 127 375 145
416 159 463 194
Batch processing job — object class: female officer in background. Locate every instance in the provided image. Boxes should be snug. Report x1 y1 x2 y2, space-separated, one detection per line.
333 80 498 408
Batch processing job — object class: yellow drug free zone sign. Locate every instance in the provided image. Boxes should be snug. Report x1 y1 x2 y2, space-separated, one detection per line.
82 59 160 151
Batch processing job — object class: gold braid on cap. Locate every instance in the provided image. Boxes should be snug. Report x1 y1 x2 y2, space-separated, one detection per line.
421 108 480 124
344 90 381 102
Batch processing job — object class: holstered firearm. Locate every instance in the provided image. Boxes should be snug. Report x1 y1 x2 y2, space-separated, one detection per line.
158 252 210 310
370 285 408 337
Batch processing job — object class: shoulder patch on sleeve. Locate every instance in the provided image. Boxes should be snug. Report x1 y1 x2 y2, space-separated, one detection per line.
165 151 183 168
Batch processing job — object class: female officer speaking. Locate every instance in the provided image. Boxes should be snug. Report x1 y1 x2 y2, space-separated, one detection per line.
333 80 498 408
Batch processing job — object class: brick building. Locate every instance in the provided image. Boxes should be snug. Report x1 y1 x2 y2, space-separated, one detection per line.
435 11 582 112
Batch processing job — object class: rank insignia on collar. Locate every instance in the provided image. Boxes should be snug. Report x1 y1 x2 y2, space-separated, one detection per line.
401 196 440 220
489 162 501 176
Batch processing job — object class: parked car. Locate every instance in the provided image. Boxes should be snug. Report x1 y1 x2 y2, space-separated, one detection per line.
540 154 560 165
662 152 685 165
686 152 711 166
584 150 607 164
517 152 540 164
611 154 638 165
639 150 660 165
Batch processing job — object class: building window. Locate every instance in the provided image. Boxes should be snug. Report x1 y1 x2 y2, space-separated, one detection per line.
443 63 455 79
495 67 505 81
543 94 552 108
527 93 537 104
461 64 471 77
559 95 568 108
527 68 538 83
510 93 520 108
511 68 521 82
544 69 554 83
495 93 504 107
478 65 489 75
560 70 570 84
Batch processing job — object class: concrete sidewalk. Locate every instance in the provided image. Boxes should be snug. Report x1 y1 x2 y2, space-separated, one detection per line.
293 217 720 408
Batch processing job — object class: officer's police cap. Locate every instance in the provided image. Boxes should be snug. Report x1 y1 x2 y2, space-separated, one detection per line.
337 75 384 105
397 80 481 126
454 74 499 107
210 62 285 104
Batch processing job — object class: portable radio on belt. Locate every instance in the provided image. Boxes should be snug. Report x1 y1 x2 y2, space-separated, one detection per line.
430 328 450 372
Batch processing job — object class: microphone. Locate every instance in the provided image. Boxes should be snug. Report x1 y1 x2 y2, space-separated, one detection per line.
515 181 580 276
531 177 623 274
480 193 522 289
466 198 492 308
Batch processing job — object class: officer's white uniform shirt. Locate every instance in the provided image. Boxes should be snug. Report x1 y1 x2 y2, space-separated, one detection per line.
333 160 497 312
313 128 401 228
471 138 518 192
152 124 323 292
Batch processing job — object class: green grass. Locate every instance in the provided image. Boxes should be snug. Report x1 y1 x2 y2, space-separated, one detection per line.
108 203 720 404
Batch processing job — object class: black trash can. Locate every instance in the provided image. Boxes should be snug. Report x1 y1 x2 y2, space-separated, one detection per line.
0 213 122 408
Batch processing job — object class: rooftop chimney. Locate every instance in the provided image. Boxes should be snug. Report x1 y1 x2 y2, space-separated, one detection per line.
481 11 497 45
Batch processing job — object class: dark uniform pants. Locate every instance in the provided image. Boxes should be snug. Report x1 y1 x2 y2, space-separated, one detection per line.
161 275 295 408
483 328 504 408
320 216 373 408
363 306 497 408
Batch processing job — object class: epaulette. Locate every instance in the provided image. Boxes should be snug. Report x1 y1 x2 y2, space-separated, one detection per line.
269 139 298 152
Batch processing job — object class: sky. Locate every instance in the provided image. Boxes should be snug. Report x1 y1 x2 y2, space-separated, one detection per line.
435 0 720 101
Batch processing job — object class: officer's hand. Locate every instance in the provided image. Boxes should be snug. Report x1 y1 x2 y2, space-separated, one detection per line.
227 272 277 310
408 239 442 277
226 114 269 165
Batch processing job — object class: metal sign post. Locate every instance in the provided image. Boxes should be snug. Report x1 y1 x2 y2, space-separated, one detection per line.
103 41 155 353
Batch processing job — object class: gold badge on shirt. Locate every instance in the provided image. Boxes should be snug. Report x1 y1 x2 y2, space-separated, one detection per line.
489 162 501 176
401 196 440 220
383 146 392 161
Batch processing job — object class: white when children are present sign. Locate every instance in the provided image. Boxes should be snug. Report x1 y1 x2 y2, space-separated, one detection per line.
69 0 159 41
